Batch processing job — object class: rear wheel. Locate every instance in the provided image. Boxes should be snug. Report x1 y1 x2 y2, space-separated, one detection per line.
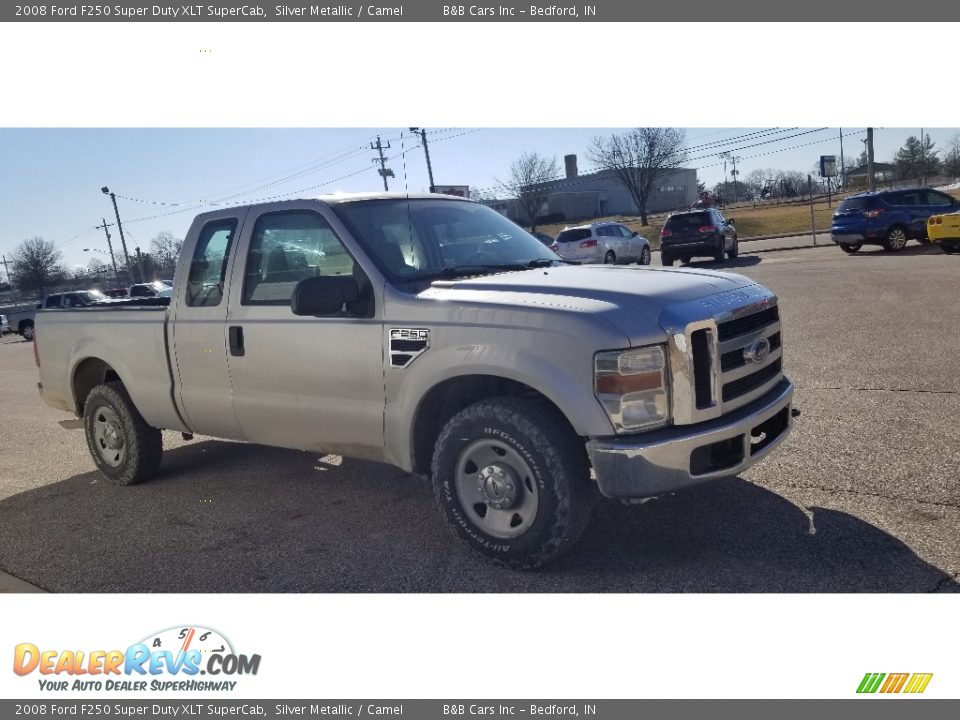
661 254 674 267
431 397 594 569
942 242 959 254
713 238 726 263
83 382 162 485
639 246 651 265
840 243 862 254
604 250 616 265
883 226 908 252
20 321 34 341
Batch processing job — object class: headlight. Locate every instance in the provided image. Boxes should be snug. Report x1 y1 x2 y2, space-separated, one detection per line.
594 345 670 433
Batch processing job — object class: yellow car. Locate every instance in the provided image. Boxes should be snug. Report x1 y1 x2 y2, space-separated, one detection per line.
928 211 960 254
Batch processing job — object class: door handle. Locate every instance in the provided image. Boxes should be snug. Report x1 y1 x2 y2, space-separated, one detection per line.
228 326 245 357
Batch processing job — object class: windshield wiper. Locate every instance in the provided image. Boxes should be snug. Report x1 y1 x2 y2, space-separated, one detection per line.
411 258 573 282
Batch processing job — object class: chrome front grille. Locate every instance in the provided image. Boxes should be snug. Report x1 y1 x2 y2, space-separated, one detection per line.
666 288 784 425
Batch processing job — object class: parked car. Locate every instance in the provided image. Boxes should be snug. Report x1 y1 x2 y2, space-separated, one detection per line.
927 210 960 254
128 282 167 298
530 231 555 247
35 192 794 569
553 221 651 265
0 314 10 335
41 290 109 309
831 188 960 253
660 208 739 266
3 304 37 340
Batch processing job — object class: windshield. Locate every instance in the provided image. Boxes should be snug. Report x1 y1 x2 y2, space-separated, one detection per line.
332 199 564 282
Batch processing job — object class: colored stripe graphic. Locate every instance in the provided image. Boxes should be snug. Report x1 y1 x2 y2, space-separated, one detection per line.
880 673 909 693
903 673 933 694
857 673 885 693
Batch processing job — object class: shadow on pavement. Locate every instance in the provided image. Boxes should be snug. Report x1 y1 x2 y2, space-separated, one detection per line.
0 440 955 593
848 244 944 258
683 256 761 270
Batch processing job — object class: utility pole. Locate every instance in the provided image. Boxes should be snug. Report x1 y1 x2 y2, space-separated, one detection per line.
409 127 436 192
101 187 133 280
839 128 846 191
94 218 120 280
2 254 21 305
730 155 741 204
866 128 876 192
370 136 394 191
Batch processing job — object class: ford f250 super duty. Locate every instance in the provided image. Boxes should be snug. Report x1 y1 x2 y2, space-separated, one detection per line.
35 193 795 568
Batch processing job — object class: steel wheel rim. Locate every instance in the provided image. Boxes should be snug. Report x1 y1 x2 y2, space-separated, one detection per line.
22 326 34 341
92 405 126 467
889 229 906 249
454 438 539 539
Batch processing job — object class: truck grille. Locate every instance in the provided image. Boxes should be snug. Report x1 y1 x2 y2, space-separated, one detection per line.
667 295 784 425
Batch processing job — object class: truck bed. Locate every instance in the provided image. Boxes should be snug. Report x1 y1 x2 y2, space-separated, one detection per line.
35 302 188 433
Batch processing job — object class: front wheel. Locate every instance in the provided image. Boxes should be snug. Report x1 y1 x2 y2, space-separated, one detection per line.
713 240 726 263
840 243 862 254
83 382 162 485
431 397 594 569
639 246 651 265
727 236 739 259
20 322 34 341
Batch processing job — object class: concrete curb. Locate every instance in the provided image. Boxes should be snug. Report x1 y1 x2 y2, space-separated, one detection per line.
741 230 831 242
0 569 46 593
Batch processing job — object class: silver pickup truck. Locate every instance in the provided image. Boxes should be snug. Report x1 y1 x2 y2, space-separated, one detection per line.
36 193 795 568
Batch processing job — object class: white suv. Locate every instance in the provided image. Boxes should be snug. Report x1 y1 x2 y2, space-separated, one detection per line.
552 221 651 265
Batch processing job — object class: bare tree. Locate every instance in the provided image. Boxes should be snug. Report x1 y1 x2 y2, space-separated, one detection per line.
10 237 66 297
943 133 960 178
150 231 184 274
589 128 687 225
497 152 559 232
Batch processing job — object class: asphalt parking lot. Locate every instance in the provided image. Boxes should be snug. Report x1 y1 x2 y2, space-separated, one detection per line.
1 238 958 593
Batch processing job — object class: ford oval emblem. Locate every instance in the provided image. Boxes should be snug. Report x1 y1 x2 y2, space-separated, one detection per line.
744 337 771 364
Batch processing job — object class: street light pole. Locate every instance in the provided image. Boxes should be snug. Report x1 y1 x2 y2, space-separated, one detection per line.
101 186 134 280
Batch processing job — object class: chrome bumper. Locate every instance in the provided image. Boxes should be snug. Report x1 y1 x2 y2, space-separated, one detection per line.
587 378 794 499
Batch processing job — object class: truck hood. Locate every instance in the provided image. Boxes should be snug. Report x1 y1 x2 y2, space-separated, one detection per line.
422 265 763 346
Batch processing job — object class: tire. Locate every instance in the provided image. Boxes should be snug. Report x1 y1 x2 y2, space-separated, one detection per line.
713 241 725 263
431 397 594 570
681 256 692 265
728 235 739 259
604 250 616 265
917 236 931 245
639 246 651 265
661 254 674 267
83 382 162 485
942 242 959 255
883 226 908 252
840 243 862 254
20 322 34 341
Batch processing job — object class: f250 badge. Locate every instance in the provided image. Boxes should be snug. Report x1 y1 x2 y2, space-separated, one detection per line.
389 328 430 368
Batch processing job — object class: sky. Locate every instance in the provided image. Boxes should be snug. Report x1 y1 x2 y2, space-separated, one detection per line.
2 126 958 271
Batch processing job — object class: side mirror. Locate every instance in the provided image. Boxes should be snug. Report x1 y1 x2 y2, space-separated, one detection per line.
291 275 359 316
632 231 639 237
727 218 736 225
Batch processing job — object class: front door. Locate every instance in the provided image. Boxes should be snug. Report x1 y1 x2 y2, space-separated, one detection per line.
223 204 385 460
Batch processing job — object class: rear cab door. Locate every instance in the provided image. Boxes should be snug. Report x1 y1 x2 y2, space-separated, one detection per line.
169 207 249 439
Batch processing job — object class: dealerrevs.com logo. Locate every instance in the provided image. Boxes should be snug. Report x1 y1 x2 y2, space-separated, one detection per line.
13 626 261 693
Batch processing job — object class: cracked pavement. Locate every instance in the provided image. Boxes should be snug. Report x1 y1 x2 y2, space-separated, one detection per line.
0 240 957 592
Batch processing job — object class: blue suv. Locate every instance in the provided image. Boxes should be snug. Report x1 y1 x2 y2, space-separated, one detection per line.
831 188 960 253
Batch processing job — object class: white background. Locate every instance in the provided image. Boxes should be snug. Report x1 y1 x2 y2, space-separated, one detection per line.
0 20 957 700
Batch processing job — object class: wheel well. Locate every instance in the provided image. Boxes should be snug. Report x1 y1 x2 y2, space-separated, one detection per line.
411 375 571 476
73 358 121 414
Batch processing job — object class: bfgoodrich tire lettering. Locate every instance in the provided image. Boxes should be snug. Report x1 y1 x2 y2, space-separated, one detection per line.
83 382 162 485
431 397 594 569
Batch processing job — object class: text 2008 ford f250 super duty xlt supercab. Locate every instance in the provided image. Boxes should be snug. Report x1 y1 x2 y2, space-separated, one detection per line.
36 193 795 568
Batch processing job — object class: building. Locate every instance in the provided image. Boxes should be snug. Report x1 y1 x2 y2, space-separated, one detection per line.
486 154 699 225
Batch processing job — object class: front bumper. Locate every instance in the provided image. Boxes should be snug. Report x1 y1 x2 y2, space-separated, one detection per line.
587 378 794 499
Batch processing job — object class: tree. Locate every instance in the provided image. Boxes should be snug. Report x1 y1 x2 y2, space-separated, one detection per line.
589 128 687 225
497 152 559 232
10 237 66 297
150 231 183 273
894 134 941 180
943 133 960 178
